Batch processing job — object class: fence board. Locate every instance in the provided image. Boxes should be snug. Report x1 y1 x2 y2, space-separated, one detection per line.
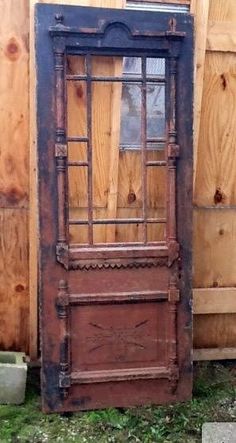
0 209 29 352
194 53 236 207
193 209 236 288
0 0 29 209
207 21 236 52
194 314 236 349
0 0 29 353
193 288 236 314
190 0 209 187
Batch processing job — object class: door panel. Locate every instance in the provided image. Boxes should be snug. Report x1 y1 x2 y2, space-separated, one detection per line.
71 301 169 370
36 4 193 412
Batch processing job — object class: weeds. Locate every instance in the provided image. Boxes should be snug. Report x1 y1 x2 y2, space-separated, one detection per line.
0 363 235 443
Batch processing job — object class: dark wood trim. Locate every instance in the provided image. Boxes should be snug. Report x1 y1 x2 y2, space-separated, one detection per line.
69 290 168 304
70 366 177 384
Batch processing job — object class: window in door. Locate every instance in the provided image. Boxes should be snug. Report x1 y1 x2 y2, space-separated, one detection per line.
66 54 167 246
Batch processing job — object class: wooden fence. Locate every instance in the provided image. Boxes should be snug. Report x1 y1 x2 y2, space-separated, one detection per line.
0 0 236 360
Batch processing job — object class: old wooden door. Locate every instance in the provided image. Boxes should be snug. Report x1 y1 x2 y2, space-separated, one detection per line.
36 3 193 412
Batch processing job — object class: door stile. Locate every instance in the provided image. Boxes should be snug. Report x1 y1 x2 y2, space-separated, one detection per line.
166 52 180 393
53 23 69 269
166 53 179 265
53 26 71 400
56 279 71 399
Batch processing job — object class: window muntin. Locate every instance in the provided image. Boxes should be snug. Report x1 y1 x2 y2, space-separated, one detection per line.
66 55 167 246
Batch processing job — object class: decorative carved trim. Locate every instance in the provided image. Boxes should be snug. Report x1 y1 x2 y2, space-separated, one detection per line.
168 276 179 394
69 290 168 305
49 17 186 40
168 142 179 158
56 243 69 269
55 143 67 157
70 366 173 384
69 257 168 271
56 280 69 317
53 37 68 251
56 243 179 270
56 280 71 399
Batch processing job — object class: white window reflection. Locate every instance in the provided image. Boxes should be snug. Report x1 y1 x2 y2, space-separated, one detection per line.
120 57 165 150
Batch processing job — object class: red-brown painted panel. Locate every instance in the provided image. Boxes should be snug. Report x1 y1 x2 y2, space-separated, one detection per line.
71 302 169 371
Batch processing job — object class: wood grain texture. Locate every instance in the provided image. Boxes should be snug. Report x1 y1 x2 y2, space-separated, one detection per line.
193 288 236 314
193 209 236 288
208 0 236 22
207 21 236 52
194 0 236 206
194 314 236 349
0 0 29 209
192 0 236 354
0 209 29 352
0 0 29 354
29 0 39 359
194 52 236 207
193 347 236 360
106 59 123 242
190 0 209 188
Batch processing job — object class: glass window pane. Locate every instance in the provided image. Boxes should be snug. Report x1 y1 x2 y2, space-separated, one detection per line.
120 84 142 148
146 58 165 77
93 223 143 244
147 84 165 139
91 55 123 77
123 57 141 76
67 55 86 75
67 80 87 138
68 142 87 162
147 223 166 242
68 167 88 209
67 55 167 246
69 225 88 245
147 166 167 220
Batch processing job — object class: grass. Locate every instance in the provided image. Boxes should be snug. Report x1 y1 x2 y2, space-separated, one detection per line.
0 363 235 443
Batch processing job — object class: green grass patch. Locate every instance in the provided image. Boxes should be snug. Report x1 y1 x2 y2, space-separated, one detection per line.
0 363 235 443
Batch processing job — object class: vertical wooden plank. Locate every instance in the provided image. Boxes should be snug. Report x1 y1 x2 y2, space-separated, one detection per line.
0 0 29 353
0 209 29 352
29 0 38 359
190 0 209 189
194 52 236 207
0 0 29 209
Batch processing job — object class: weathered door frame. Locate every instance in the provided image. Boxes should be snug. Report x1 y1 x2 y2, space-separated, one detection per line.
35 3 193 412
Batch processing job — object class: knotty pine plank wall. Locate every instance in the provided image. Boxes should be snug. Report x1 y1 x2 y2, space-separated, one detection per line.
0 0 29 353
0 0 236 359
193 0 236 358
